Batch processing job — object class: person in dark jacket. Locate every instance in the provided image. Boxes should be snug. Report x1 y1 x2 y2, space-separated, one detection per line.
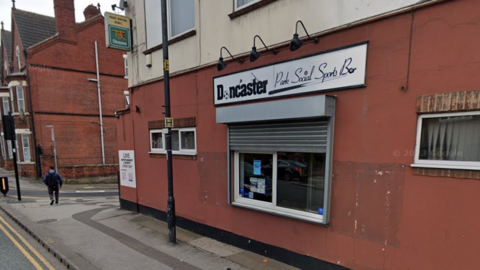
43 166 63 205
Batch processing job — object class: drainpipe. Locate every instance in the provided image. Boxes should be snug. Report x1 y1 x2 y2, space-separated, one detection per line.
91 41 105 165
23 50 39 179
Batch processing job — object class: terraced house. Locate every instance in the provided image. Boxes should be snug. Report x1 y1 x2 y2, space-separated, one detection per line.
117 0 480 269
0 0 127 180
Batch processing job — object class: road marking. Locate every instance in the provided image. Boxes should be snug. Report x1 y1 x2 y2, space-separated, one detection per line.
0 216 56 270
0 218 43 269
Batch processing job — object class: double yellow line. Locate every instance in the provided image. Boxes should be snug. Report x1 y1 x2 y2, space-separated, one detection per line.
0 215 56 270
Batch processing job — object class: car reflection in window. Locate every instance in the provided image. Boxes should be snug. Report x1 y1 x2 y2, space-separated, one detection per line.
262 159 307 182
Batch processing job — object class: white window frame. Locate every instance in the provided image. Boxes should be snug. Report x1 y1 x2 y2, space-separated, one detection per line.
144 0 195 49
9 87 14 112
4 60 9 75
7 140 12 159
412 111 480 170
2 97 10 116
21 134 31 162
15 134 19 162
16 46 21 70
234 0 261 11
16 86 25 113
149 127 197 155
0 135 5 159
233 151 326 224
150 129 165 153
123 54 128 79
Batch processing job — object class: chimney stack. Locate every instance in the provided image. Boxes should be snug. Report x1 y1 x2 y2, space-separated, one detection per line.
83 4 100 21
54 0 76 42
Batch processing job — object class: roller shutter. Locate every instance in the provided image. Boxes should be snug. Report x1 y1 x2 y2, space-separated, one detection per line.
229 119 329 153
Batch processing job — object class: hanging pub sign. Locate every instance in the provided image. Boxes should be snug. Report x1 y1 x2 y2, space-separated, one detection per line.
213 42 368 106
105 12 131 51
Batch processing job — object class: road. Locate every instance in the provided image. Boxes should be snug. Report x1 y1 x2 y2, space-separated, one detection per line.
0 207 66 270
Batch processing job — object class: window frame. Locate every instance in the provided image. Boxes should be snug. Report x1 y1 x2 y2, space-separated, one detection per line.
144 0 196 49
6 140 12 159
149 127 197 155
123 54 128 79
0 135 5 159
150 129 165 153
16 46 21 70
412 111 480 170
233 151 327 224
16 86 25 113
234 0 261 11
2 97 10 115
22 134 31 162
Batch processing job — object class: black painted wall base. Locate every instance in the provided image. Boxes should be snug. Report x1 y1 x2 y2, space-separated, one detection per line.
120 199 351 270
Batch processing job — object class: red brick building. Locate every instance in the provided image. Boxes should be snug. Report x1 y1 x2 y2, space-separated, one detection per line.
0 0 127 179
117 0 480 269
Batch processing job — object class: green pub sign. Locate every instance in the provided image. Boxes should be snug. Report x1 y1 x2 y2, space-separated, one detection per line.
105 12 131 51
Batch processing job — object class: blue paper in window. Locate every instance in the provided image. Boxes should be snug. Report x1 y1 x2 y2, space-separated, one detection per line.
253 160 261 175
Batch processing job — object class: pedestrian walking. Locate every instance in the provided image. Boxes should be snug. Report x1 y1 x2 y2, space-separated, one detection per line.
44 166 63 205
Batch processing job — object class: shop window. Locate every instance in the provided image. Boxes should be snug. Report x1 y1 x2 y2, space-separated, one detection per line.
22 134 31 162
229 117 333 224
150 128 196 155
413 111 480 170
16 86 25 114
2 97 10 115
235 151 327 221
235 0 260 10
144 0 195 49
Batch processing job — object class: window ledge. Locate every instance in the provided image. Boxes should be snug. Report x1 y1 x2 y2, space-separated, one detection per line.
229 0 278 20
231 202 327 226
411 164 480 179
411 163 480 171
143 30 196 55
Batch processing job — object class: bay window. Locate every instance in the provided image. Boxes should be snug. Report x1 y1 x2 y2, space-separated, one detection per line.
22 134 31 162
413 111 480 170
16 86 25 113
145 0 195 49
2 97 9 115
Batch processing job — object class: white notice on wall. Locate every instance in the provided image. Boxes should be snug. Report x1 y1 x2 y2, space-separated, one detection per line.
119 150 136 188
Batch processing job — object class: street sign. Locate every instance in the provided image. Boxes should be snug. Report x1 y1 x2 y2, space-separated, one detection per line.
165 118 174 128
105 12 131 51
1 177 9 196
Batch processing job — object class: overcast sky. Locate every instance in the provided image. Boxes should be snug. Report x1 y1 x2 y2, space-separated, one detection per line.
0 0 125 31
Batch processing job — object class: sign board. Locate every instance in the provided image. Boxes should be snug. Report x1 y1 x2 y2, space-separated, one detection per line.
214 42 368 106
105 12 131 51
165 118 174 128
119 150 136 188
0 177 8 196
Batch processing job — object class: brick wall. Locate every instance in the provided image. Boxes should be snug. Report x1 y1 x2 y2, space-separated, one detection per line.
416 90 480 113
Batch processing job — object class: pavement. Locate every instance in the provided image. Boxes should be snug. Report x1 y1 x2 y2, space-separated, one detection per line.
0 169 300 270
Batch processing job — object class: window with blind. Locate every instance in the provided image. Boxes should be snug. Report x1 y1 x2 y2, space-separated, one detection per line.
414 111 480 169
231 118 333 224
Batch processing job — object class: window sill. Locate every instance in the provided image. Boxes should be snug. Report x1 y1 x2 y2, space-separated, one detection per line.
231 201 327 226
229 0 278 20
149 152 197 160
143 30 196 55
411 164 480 179
411 163 480 171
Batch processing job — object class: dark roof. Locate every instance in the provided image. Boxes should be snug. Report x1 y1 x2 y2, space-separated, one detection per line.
1 30 12 64
13 9 56 49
